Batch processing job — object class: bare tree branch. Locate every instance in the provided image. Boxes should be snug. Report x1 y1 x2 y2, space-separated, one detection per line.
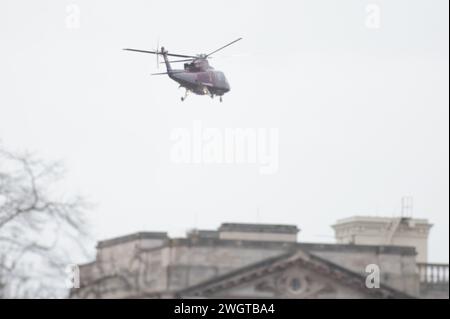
0 144 91 298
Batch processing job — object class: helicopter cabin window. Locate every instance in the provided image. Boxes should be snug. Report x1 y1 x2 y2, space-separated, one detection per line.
185 62 201 72
184 62 194 71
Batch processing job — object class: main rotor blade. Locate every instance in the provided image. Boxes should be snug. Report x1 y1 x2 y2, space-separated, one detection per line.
151 71 185 75
123 48 197 59
205 37 243 57
162 58 196 64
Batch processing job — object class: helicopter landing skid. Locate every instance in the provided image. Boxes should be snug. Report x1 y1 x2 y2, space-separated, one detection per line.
208 93 223 102
181 89 189 102
205 87 222 102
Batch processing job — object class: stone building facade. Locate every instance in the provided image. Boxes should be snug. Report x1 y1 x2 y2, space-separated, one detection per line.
71 218 449 299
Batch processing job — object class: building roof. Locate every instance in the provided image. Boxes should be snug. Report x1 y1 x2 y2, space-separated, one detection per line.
94 230 417 255
219 223 299 234
333 215 431 227
97 231 168 249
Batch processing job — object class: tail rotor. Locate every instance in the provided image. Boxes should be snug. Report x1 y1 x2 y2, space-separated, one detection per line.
156 38 160 69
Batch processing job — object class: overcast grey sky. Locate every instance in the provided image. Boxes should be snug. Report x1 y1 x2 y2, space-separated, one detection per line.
0 0 448 262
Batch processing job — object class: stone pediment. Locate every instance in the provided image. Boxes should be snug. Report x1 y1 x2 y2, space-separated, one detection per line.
178 250 413 299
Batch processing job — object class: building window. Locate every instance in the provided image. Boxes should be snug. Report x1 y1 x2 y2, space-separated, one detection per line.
289 277 302 293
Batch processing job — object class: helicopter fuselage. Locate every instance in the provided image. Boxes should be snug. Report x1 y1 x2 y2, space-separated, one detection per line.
168 68 230 97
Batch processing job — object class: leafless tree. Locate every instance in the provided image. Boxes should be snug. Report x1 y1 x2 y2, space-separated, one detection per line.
0 144 91 298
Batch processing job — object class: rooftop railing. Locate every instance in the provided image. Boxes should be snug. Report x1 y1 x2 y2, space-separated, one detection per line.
417 263 449 284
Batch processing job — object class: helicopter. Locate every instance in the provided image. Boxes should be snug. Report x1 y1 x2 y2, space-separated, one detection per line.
124 38 242 102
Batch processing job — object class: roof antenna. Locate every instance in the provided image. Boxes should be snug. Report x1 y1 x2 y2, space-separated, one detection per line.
401 196 413 217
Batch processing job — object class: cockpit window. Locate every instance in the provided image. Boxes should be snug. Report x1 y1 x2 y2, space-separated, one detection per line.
215 71 229 86
215 72 225 81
